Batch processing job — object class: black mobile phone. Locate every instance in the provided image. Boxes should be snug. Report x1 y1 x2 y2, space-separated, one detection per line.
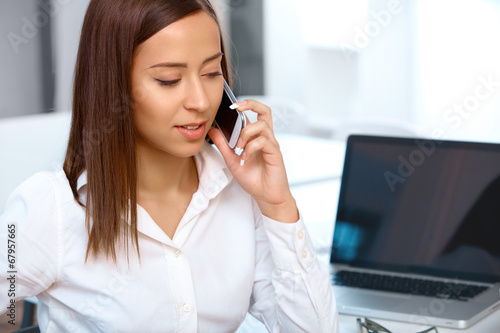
212 79 246 149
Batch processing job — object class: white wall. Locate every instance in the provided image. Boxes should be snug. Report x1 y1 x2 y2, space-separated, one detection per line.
52 0 90 112
0 0 89 119
264 0 308 105
263 0 416 131
416 0 500 143
263 0 500 142
0 0 44 118
357 0 417 120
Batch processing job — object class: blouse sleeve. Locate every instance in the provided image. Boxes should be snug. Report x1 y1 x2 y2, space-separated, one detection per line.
0 172 62 314
249 201 339 333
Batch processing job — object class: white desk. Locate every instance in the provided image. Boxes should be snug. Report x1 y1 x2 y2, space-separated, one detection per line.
238 133 500 333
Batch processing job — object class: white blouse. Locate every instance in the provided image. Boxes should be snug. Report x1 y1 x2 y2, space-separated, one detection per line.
0 142 338 332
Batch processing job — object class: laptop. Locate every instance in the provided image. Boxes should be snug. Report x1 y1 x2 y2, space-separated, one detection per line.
330 135 500 329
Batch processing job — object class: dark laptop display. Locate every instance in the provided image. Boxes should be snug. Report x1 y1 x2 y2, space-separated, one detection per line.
331 135 500 283
329 135 500 328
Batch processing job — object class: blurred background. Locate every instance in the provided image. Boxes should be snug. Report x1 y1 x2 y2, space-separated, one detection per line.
1 0 500 142
1 1 500 331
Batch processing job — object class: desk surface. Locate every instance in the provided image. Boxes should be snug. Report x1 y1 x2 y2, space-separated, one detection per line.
270 133 500 333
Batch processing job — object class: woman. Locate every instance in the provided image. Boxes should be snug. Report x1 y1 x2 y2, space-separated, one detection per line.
0 0 338 331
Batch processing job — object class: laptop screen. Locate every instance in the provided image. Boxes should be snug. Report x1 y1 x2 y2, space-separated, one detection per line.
330 135 500 283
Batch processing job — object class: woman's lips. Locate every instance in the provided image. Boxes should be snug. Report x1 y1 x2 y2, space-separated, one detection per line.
175 122 207 141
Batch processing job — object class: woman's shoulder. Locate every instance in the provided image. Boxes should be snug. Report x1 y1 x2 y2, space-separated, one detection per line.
3 169 76 216
12 169 70 195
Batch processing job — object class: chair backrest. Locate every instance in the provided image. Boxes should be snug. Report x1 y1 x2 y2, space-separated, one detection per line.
13 325 40 333
329 115 423 141
0 111 72 212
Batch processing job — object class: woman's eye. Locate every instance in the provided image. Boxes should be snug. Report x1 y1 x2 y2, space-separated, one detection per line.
205 72 222 78
155 79 180 87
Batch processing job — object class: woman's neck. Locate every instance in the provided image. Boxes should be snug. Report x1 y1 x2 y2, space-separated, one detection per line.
135 141 199 200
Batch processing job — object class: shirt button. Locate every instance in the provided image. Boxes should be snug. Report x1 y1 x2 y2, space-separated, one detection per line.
297 230 305 240
174 249 181 258
301 249 308 258
183 303 192 312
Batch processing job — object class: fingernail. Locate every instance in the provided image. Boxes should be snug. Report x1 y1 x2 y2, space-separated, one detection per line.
240 151 246 166
234 138 243 155
230 103 239 110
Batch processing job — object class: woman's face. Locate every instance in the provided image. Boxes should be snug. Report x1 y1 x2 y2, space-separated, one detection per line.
131 11 224 158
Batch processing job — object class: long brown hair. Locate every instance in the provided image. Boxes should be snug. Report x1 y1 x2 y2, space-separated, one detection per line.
63 0 231 262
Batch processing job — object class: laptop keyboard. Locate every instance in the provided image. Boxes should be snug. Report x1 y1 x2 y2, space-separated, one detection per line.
332 270 489 301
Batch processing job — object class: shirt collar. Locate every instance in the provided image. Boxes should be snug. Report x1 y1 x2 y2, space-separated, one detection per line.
76 170 87 192
194 142 233 200
73 142 232 245
74 142 232 200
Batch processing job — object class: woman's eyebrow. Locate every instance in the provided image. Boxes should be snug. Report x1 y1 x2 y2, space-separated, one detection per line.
147 52 223 69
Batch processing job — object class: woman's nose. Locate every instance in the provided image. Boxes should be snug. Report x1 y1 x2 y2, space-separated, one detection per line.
183 78 210 112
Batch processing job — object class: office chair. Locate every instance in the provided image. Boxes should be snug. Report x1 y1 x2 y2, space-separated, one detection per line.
21 297 38 328
0 110 71 212
329 115 423 141
13 325 40 333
